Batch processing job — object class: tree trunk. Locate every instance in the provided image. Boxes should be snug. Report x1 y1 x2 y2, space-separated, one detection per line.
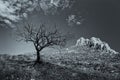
36 50 40 62
33 50 42 66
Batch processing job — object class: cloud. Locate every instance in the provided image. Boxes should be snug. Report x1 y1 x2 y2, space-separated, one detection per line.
39 0 71 15
0 0 37 28
0 0 72 27
76 22 81 25
40 0 83 26
67 14 82 26
0 0 79 28
50 0 60 7
67 15 76 25
0 1 19 21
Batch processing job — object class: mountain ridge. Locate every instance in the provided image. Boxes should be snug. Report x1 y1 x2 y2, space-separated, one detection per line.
74 37 118 54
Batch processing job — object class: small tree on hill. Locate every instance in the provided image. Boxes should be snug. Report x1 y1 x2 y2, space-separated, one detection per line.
17 24 66 65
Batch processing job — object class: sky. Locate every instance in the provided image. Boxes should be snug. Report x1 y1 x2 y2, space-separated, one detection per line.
0 0 120 54
75 0 120 52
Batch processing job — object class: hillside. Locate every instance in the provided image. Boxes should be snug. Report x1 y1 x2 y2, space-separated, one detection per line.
0 54 111 80
0 37 120 80
42 37 120 79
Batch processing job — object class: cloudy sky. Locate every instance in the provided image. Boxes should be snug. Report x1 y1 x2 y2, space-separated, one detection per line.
0 0 120 54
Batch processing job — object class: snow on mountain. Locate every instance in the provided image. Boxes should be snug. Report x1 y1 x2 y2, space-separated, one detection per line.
75 37 117 54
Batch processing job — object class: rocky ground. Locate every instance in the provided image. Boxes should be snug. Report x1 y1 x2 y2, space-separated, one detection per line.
0 58 115 80
0 53 120 80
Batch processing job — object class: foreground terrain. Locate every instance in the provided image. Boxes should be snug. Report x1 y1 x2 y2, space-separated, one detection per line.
0 53 120 80
0 58 107 80
0 37 120 80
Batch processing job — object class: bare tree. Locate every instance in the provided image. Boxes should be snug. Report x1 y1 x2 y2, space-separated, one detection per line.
17 23 66 65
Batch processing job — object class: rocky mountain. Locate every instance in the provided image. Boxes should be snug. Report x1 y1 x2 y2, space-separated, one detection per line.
75 37 118 54
62 37 120 64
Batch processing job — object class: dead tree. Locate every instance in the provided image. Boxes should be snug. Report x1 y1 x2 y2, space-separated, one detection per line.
17 24 66 65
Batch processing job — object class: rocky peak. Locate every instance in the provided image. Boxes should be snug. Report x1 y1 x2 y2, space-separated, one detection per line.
76 37 117 54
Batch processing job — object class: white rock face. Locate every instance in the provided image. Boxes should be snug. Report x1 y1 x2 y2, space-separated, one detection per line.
76 37 89 46
76 37 117 54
